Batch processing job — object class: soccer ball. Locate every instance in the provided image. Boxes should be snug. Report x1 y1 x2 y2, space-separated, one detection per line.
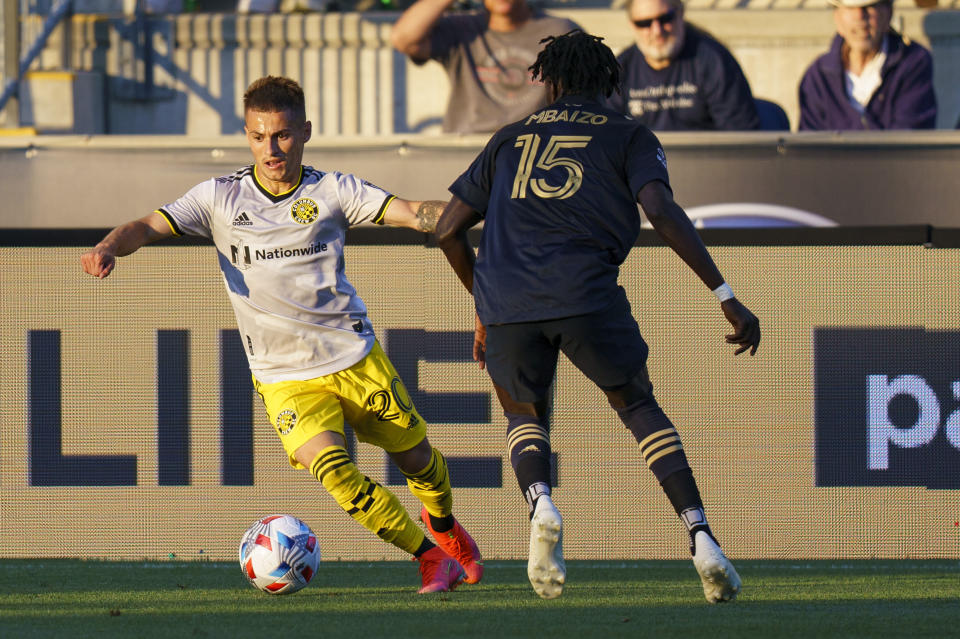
239 514 320 594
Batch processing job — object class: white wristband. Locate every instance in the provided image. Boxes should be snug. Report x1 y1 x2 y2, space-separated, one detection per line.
712 282 735 302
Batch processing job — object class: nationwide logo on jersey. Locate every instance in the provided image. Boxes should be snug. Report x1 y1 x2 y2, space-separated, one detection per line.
231 240 252 271
275 409 298 435
291 198 319 225
233 212 254 226
230 239 328 267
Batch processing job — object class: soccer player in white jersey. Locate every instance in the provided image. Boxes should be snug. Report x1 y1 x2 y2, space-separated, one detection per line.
81 76 483 594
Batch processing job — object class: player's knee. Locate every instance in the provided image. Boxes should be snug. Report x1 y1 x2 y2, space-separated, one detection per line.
402 447 448 489
310 447 396 528
608 369 665 439
389 437 434 476
604 368 655 411
494 382 541 417
615 393 672 443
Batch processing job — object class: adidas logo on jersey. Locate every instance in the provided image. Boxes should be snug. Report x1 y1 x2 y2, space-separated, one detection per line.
233 212 253 226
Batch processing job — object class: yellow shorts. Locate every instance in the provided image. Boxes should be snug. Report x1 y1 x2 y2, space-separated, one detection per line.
253 341 427 469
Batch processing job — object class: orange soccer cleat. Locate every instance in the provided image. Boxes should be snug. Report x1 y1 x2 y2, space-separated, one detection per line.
416 546 466 594
420 506 484 584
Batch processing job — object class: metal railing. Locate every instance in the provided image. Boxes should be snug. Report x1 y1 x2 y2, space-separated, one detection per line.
0 0 73 118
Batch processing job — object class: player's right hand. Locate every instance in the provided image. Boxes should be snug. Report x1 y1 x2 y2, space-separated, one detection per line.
473 312 487 370
720 298 760 356
80 246 117 279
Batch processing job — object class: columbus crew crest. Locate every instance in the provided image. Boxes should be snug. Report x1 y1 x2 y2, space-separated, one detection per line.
275 409 298 435
291 198 319 225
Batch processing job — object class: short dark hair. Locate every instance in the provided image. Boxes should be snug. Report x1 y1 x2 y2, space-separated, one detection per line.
528 30 621 99
243 76 306 120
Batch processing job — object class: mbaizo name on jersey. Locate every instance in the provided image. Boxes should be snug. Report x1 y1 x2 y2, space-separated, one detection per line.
524 108 609 126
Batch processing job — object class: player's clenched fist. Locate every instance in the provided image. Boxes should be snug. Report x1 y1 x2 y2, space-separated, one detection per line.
80 245 117 279
79 214 173 279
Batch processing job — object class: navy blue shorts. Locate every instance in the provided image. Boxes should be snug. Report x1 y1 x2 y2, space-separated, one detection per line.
484 288 649 403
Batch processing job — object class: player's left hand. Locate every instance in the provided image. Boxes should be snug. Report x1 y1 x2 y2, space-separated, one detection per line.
80 245 117 279
473 313 487 370
720 298 760 356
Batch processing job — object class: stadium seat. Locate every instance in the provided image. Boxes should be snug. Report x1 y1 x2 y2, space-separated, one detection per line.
755 98 790 131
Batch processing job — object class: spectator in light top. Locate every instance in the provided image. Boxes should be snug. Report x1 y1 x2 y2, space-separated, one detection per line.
391 0 580 134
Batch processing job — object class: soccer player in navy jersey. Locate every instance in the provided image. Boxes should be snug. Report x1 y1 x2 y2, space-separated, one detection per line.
436 30 760 602
81 75 482 594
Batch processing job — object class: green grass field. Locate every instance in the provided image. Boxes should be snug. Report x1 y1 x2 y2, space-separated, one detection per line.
1 559 957 638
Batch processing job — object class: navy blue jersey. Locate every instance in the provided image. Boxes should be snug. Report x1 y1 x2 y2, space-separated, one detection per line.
449 95 670 325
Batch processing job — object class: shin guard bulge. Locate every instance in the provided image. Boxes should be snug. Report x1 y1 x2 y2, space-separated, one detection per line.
402 447 454 519
616 397 691 483
310 445 423 554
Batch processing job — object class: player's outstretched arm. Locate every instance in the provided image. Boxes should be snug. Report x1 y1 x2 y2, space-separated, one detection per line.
436 196 486 367
382 198 447 233
637 180 760 356
80 212 174 279
435 196 482 295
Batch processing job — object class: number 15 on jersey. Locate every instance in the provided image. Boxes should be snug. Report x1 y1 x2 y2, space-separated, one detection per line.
511 134 592 200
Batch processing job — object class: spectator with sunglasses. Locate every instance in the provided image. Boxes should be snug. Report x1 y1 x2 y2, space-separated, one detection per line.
797 0 936 130
606 0 760 131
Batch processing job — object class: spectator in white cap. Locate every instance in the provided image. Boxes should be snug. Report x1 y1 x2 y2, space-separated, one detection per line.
798 0 936 130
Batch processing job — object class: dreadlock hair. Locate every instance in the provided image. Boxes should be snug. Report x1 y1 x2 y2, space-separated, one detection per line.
528 29 621 99
243 76 306 121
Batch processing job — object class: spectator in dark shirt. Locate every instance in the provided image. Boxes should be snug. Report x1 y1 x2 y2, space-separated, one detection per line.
606 0 760 131
798 0 936 130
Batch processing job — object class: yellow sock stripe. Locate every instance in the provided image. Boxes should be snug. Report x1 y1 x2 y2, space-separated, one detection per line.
642 434 681 457
637 427 677 451
402 449 448 493
640 434 682 461
645 443 685 467
507 424 548 443
309 446 352 483
404 448 453 520
507 424 548 450
309 448 425 554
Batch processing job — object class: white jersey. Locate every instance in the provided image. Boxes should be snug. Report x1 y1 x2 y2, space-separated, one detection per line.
157 164 394 383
